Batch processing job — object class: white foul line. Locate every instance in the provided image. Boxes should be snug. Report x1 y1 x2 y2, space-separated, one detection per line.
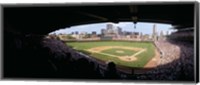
131 49 146 57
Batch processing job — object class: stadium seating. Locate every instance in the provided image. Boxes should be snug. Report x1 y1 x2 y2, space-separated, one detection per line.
4 30 194 81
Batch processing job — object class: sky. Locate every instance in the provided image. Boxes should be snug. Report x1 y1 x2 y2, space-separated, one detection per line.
50 22 176 35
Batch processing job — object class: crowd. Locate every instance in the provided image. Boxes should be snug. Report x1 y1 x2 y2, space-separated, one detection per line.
4 31 120 79
42 37 105 78
135 40 194 81
4 30 194 81
40 37 123 79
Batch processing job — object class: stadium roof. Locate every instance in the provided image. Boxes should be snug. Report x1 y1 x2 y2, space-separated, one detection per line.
3 2 197 34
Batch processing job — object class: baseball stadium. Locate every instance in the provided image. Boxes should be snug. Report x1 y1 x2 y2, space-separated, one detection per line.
3 3 197 82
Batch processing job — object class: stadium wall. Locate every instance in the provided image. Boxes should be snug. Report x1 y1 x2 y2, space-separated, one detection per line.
63 39 153 43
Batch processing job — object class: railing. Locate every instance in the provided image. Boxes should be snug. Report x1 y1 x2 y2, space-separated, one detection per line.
153 41 163 58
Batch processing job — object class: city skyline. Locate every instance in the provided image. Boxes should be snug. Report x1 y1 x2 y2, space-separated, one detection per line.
50 22 176 35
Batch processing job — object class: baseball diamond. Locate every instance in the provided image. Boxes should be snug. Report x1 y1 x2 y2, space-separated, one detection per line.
67 41 160 68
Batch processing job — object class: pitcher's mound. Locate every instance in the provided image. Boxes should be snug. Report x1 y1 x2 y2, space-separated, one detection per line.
116 50 124 53
119 56 137 62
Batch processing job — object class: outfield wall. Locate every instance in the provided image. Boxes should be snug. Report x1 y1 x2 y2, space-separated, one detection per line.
63 39 153 43
61 37 153 42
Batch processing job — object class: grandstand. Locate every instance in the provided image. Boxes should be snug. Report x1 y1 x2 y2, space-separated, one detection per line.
3 3 197 82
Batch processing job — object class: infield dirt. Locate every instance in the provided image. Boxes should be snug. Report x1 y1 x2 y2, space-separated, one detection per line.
86 46 147 62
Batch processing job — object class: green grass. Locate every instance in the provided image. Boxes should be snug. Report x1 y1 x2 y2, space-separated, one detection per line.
66 41 155 68
101 48 137 56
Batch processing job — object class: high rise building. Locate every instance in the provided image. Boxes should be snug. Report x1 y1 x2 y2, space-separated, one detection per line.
159 30 164 40
92 31 97 35
91 31 97 38
152 24 157 41
101 29 106 35
101 23 118 37
75 31 79 35
160 30 164 37
107 23 114 30
166 31 169 36
153 24 157 35
117 27 122 35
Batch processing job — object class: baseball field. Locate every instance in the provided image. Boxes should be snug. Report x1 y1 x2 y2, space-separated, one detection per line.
66 41 158 68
